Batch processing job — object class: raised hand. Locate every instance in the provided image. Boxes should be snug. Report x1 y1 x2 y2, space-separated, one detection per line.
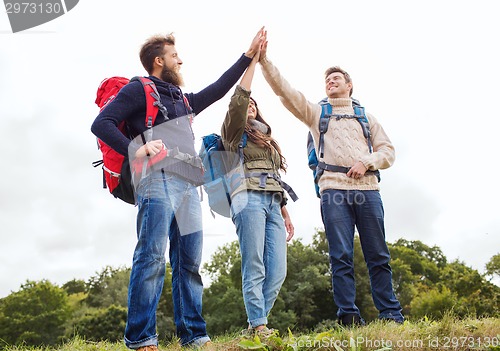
245 26 266 58
259 34 268 62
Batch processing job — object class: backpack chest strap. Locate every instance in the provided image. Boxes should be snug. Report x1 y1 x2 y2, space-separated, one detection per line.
244 172 298 202
318 104 373 154
167 147 203 168
316 161 381 183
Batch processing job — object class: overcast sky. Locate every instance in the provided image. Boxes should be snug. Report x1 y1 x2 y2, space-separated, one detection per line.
1 0 499 298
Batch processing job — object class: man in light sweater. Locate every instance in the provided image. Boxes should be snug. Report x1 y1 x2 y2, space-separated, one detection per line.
258 39 404 326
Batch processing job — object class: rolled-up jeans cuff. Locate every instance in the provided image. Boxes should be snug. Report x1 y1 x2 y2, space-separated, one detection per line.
249 317 268 329
124 334 158 349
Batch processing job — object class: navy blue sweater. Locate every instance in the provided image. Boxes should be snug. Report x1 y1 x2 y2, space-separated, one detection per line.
92 53 252 156
91 54 252 184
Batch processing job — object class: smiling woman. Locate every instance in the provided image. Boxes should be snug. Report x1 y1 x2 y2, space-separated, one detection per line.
217 32 297 335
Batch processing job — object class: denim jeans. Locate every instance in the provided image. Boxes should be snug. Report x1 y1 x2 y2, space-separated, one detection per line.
231 191 287 328
320 189 403 322
124 171 210 348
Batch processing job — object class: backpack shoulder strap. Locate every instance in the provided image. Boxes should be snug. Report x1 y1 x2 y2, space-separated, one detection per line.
353 105 367 122
319 98 331 113
353 105 373 153
131 76 167 128
182 94 193 114
237 132 248 165
182 94 196 125
306 132 316 170
240 132 248 148
318 100 332 159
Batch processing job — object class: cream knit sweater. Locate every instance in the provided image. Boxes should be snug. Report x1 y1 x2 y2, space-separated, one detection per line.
260 58 395 192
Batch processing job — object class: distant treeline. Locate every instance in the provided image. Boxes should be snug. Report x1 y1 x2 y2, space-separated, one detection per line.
0 230 499 348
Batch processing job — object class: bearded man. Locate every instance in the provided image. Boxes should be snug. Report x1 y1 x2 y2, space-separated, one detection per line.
91 28 265 350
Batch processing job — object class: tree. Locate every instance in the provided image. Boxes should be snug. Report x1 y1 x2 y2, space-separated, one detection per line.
2 236 497 348
68 265 175 343
0 280 70 347
486 253 500 279
203 240 243 287
438 260 500 317
202 241 247 335
84 265 130 308
410 286 457 319
311 230 380 323
157 264 176 343
392 239 447 268
388 242 442 316
202 230 379 333
389 240 500 319
62 279 86 295
279 234 336 329
73 304 127 342
389 241 442 285
389 257 418 315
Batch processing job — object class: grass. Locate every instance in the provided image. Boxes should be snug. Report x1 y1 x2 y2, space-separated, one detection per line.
2 316 500 351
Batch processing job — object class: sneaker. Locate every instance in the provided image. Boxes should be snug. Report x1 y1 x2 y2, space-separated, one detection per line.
255 327 277 338
240 326 277 338
338 313 366 327
136 346 159 351
240 328 254 337
184 338 213 350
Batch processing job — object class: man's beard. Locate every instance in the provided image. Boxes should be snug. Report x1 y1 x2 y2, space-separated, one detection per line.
160 66 184 86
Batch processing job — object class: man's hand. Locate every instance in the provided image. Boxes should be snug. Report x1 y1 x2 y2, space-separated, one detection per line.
135 139 165 158
259 35 268 62
245 26 266 58
347 161 367 179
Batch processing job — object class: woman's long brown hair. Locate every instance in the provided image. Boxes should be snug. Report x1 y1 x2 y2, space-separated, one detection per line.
244 97 287 172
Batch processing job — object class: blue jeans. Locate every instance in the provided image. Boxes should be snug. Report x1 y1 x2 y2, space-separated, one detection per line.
124 171 210 348
320 189 403 322
231 191 287 328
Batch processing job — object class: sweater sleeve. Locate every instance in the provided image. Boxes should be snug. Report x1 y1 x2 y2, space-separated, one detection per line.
260 57 320 128
90 81 144 156
221 85 251 150
185 54 252 115
359 113 395 170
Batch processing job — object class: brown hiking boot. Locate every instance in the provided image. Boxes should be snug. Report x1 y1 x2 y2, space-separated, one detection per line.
201 341 216 350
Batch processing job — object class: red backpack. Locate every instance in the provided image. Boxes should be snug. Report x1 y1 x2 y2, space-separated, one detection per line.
92 76 163 204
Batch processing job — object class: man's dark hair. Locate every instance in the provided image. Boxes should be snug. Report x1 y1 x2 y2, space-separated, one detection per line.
139 33 176 74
